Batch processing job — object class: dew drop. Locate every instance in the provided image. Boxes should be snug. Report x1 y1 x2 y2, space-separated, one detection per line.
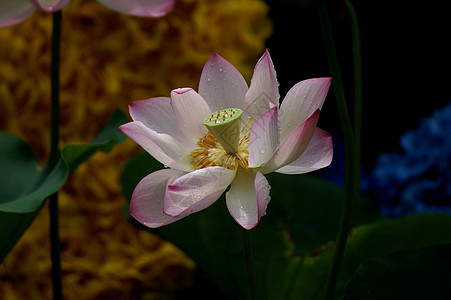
216 120 221 124
207 77 211 82
219 67 223 72
260 149 265 154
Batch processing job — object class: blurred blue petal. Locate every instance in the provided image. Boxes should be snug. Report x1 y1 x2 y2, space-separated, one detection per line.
369 101 451 217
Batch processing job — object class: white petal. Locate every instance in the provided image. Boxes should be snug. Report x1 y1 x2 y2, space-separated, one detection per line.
119 121 192 172
279 78 331 141
226 169 270 229
163 167 236 217
275 128 333 174
260 110 320 174
170 88 211 144
248 106 280 168
129 97 194 149
129 169 186 228
0 0 35 27
255 172 271 221
245 49 279 121
129 97 178 136
198 53 248 112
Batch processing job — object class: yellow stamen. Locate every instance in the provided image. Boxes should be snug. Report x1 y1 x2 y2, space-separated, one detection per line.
190 120 251 171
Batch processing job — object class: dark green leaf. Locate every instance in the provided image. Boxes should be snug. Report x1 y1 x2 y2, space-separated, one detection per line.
0 133 40 203
0 133 68 262
343 243 451 300
0 210 41 263
0 157 68 213
293 214 451 299
266 172 343 255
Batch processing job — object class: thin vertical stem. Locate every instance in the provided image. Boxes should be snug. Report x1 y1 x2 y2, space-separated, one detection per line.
242 228 259 300
346 0 363 227
317 1 358 299
49 10 62 300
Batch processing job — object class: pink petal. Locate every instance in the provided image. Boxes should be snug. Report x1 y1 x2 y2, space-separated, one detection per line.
30 0 69 12
170 88 211 144
0 0 35 27
226 169 270 229
248 106 280 168
96 0 174 17
129 97 178 136
129 97 194 149
198 53 248 113
255 171 271 220
245 49 279 121
119 121 192 172
279 78 331 141
275 128 333 174
163 166 236 217
129 169 186 228
260 110 320 174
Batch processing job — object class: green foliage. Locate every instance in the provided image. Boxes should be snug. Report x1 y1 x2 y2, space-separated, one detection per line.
0 108 128 262
343 243 451 299
122 153 451 299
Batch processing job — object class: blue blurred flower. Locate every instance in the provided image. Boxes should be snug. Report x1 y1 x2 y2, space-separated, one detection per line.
370 101 451 217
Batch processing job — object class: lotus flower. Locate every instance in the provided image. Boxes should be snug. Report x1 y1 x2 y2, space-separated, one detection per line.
120 50 333 229
0 0 174 27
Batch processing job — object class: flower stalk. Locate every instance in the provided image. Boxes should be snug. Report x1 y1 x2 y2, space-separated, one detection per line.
346 0 363 227
242 228 259 300
49 9 63 300
317 0 360 299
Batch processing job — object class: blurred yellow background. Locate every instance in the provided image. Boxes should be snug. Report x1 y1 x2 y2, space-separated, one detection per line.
0 0 271 298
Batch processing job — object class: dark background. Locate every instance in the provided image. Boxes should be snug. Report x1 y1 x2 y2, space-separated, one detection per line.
264 0 451 169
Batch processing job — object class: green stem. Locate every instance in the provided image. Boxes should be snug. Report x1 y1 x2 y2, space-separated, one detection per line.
346 0 363 228
49 10 62 300
317 1 358 299
242 228 259 300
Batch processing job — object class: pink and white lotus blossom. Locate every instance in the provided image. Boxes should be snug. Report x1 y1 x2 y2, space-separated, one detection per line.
120 50 333 229
0 0 174 27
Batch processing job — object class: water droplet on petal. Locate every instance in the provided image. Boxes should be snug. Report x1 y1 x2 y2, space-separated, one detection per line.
219 67 223 72
260 149 265 154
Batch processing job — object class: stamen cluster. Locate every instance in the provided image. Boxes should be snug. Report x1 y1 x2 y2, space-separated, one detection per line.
190 118 252 170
